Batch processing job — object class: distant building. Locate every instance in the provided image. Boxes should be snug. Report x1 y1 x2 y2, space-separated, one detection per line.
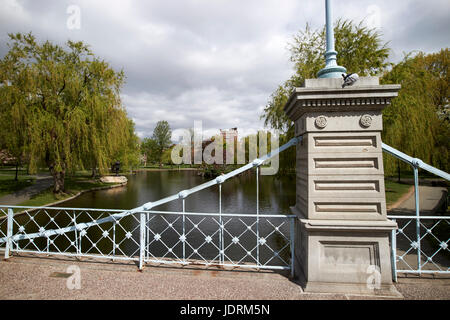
220 127 238 144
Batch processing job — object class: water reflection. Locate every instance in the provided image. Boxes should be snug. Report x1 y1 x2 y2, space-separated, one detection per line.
6 170 297 266
61 170 296 215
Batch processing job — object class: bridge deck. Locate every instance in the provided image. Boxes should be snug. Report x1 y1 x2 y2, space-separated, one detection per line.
0 252 449 300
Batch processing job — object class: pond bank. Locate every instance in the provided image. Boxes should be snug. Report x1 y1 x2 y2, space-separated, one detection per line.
0 181 127 220
136 168 200 172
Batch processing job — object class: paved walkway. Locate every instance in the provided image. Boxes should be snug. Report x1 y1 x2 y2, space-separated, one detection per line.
0 175 53 206
0 255 448 300
389 185 447 216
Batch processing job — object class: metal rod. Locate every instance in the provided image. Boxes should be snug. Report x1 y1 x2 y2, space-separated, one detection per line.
79 233 82 255
219 184 223 264
73 212 79 256
256 167 260 267
112 220 116 260
382 143 450 181
182 199 186 264
4 208 13 259
391 220 397 282
413 166 421 273
139 212 146 270
146 213 149 261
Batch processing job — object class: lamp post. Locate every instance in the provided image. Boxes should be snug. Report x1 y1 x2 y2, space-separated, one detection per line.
317 0 347 78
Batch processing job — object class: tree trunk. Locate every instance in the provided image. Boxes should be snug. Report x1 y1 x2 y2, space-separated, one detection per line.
51 165 66 194
397 160 401 183
91 167 97 178
15 162 19 181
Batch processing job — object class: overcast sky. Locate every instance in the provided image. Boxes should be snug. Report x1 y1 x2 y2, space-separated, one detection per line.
1 0 449 139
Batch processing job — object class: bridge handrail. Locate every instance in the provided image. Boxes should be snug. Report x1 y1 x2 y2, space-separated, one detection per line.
5 140 447 244
0 137 301 243
382 143 450 181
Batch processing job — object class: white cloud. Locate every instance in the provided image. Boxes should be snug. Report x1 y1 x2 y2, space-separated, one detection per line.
0 0 448 139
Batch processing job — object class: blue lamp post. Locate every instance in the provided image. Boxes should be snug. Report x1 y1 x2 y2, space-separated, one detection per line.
317 0 347 78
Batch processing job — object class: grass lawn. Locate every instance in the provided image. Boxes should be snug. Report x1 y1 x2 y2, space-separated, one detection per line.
0 174 36 197
385 180 413 206
18 176 120 207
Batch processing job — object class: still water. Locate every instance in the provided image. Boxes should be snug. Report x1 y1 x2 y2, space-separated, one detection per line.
62 170 296 214
10 170 297 266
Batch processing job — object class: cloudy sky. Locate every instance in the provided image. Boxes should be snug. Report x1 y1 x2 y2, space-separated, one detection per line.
1 0 449 139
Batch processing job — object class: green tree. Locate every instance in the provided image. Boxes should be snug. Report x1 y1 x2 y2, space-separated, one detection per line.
111 119 141 173
161 147 174 166
152 120 172 165
382 49 449 176
0 32 138 192
141 137 159 165
263 19 390 132
261 20 391 174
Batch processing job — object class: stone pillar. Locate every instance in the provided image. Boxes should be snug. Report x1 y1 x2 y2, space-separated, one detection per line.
284 77 402 296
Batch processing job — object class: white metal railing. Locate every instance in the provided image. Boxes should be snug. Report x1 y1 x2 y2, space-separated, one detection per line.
3 139 446 280
383 143 450 280
0 137 301 274
0 207 295 273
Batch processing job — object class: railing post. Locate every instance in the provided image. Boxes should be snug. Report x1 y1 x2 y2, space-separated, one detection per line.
73 212 79 257
146 213 149 261
139 212 146 270
391 220 397 282
219 184 224 264
413 165 422 273
4 208 13 260
256 167 260 267
182 199 186 264
112 219 116 261
46 236 50 255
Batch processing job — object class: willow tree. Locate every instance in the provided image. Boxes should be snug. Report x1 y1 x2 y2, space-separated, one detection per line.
261 20 391 173
0 32 138 193
382 49 449 176
0 74 30 180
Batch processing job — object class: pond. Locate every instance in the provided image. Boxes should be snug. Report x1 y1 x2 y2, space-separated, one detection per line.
6 170 297 267
62 169 296 215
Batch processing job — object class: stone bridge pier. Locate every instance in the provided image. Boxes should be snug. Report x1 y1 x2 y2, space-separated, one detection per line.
284 76 402 296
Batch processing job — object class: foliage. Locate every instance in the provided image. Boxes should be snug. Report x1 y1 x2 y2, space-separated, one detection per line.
152 120 172 165
261 20 391 175
0 32 139 192
161 147 174 165
382 49 449 175
262 19 391 132
141 137 160 165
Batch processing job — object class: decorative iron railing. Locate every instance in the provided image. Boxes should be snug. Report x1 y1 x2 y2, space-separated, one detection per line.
383 143 450 280
1 139 448 281
0 207 295 273
390 215 449 277
0 137 301 275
